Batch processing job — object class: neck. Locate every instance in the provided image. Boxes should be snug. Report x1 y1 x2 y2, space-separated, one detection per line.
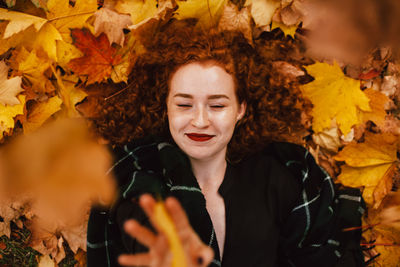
189 151 227 193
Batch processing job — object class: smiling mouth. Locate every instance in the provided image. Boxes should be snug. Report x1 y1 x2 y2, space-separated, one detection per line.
186 133 215 142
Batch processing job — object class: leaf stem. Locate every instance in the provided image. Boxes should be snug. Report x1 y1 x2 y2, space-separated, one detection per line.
47 11 96 22
104 85 129 101
342 223 380 232
361 243 400 247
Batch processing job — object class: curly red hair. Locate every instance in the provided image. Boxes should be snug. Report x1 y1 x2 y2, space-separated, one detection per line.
86 19 310 161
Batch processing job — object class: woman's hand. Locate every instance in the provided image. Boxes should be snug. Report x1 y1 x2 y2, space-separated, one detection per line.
118 194 214 267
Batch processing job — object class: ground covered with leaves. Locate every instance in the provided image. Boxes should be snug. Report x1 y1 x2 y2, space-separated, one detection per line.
0 0 400 266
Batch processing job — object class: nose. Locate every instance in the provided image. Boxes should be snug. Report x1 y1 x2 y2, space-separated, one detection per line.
191 106 210 128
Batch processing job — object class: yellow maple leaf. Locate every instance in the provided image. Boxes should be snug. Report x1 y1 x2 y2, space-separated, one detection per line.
46 0 97 42
363 221 400 266
154 201 186 267
23 96 62 134
52 69 87 117
335 132 398 207
15 47 54 93
33 22 62 61
56 40 83 69
0 20 36 56
114 0 158 27
358 88 389 128
244 0 280 27
0 8 47 38
110 34 137 84
271 20 298 38
0 61 23 106
175 0 227 28
0 94 25 139
301 61 371 135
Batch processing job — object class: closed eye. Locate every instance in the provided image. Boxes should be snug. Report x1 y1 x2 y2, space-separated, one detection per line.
177 104 192 107
211 105 225 108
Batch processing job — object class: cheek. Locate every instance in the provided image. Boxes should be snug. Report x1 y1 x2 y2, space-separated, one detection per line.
167 109 186 133
214 110 240 130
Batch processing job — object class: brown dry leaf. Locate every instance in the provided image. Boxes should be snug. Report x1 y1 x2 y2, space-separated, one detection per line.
272 61 304 78
0 60 23 106
60 216 87 254
358 88 389 129
245 0 280 28
381 75 399 97
38 255 56 267
335 132 398 207
76 82 124 118
381 115 400 136
27 219 66 263
218 2 252 44
75 95 101 118
0 197 31 238
312 127 341 152
74 248 87 267
278 1 302 26
93 7 132 46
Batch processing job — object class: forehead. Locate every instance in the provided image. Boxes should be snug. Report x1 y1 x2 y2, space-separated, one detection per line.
169 62 236 96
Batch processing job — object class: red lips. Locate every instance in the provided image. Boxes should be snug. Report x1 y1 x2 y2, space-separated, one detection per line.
186 133 215 142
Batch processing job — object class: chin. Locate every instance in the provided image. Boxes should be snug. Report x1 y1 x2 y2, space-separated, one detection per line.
183 148 213 160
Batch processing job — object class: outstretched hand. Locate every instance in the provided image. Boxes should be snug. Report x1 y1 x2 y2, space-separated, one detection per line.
118 194 214 267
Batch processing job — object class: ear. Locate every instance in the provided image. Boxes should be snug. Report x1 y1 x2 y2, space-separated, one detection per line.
236 102 246 121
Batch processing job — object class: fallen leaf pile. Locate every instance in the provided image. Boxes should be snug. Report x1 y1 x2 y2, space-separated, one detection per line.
0 0 399 265
0 118 116 263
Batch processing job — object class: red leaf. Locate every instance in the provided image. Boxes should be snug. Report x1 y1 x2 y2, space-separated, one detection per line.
68 28 122 84
359 69 380 80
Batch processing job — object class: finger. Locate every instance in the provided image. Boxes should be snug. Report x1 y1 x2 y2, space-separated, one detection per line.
123 219 157 248
165 197 192 237
138 194 162 231
139 194 156 216
118 253 151 266
194 245 214 267
153 234 171 266
139 194 173 235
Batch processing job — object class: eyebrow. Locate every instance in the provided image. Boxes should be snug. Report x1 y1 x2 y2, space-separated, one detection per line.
173 93 230 100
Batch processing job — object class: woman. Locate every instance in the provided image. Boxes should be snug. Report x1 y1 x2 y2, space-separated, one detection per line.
86 20 365 267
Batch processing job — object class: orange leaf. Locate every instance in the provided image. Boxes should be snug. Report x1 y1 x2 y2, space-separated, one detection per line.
74 248 87 267
68 28 122 85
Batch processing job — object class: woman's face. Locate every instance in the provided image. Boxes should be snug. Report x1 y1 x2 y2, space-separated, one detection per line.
167 62 246 161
